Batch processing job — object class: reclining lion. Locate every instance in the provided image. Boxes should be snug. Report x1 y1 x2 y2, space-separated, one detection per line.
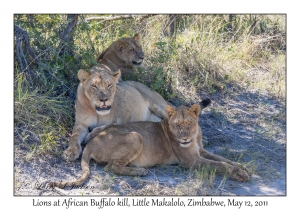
63 34 210 161
50 104 249 189
97 33 144 78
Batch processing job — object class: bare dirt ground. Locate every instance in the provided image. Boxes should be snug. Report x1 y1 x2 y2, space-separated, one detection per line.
14 86 286 196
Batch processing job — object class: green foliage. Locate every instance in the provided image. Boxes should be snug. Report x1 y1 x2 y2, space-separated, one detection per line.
39 131 59 154
14 70 73 156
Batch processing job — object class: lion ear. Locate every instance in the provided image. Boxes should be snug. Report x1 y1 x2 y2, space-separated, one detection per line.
189 104 201 117
133 33 141 42
112 70 121 83
78 69 89 83
117 41 128 51
165 105 176 120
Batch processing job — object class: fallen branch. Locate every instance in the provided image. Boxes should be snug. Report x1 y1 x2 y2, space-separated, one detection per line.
85 14 155 22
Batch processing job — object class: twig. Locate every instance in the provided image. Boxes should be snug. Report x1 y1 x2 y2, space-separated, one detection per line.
85 14 155 22
15 127 40 142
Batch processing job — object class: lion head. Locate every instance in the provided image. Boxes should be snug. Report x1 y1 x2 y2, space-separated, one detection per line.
97 34 144 74
165 104 201 148
77 66 120 115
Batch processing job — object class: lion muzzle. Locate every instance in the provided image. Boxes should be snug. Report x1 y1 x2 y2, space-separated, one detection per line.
95 104 112 115
95 105 111 111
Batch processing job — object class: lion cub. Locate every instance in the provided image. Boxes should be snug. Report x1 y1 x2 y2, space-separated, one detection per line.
50 104 249 188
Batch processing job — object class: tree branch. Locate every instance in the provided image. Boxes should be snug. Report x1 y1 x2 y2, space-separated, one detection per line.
85 14 155 22
58 14 79 56
59 14 79 42
14 25 40 63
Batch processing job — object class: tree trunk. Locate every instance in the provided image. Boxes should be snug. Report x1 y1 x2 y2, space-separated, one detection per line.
169 14 176 37
58 14 79 56
228 14 234 32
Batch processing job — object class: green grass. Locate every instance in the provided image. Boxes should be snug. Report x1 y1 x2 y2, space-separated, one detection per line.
14 71 73 156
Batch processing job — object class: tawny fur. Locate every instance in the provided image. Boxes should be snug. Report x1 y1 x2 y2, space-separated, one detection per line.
97 33 144 78
51 104 249 188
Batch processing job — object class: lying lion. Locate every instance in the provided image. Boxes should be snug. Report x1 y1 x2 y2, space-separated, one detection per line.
97 33 144 78
50 104 249 189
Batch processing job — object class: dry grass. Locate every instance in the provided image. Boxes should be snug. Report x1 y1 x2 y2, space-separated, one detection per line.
139 15 286 100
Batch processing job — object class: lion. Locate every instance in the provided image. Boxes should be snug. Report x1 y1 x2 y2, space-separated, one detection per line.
96 33 144 78
50 104 249 189
63 34 211 161
63 66 169 161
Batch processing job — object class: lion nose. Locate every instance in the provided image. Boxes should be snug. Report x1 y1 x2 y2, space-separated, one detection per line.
181 132 189 140
99 98 108 103
139 52 144 59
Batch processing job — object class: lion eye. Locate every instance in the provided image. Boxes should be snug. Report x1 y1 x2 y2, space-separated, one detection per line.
91 84 97 89
108 84 112 88
176 124 180 129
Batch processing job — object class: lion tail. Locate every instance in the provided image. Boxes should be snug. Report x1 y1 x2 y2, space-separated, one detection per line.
49 149 91 189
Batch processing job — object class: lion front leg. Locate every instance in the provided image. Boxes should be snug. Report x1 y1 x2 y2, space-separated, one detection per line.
199 144 249 173
63 124 89 161
182 157 249 182
199 148 246 169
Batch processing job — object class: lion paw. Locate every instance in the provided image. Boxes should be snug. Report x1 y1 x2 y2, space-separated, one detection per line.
227 161 249 174
231 167 250 182
136 168 148 176
63 145 82 162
